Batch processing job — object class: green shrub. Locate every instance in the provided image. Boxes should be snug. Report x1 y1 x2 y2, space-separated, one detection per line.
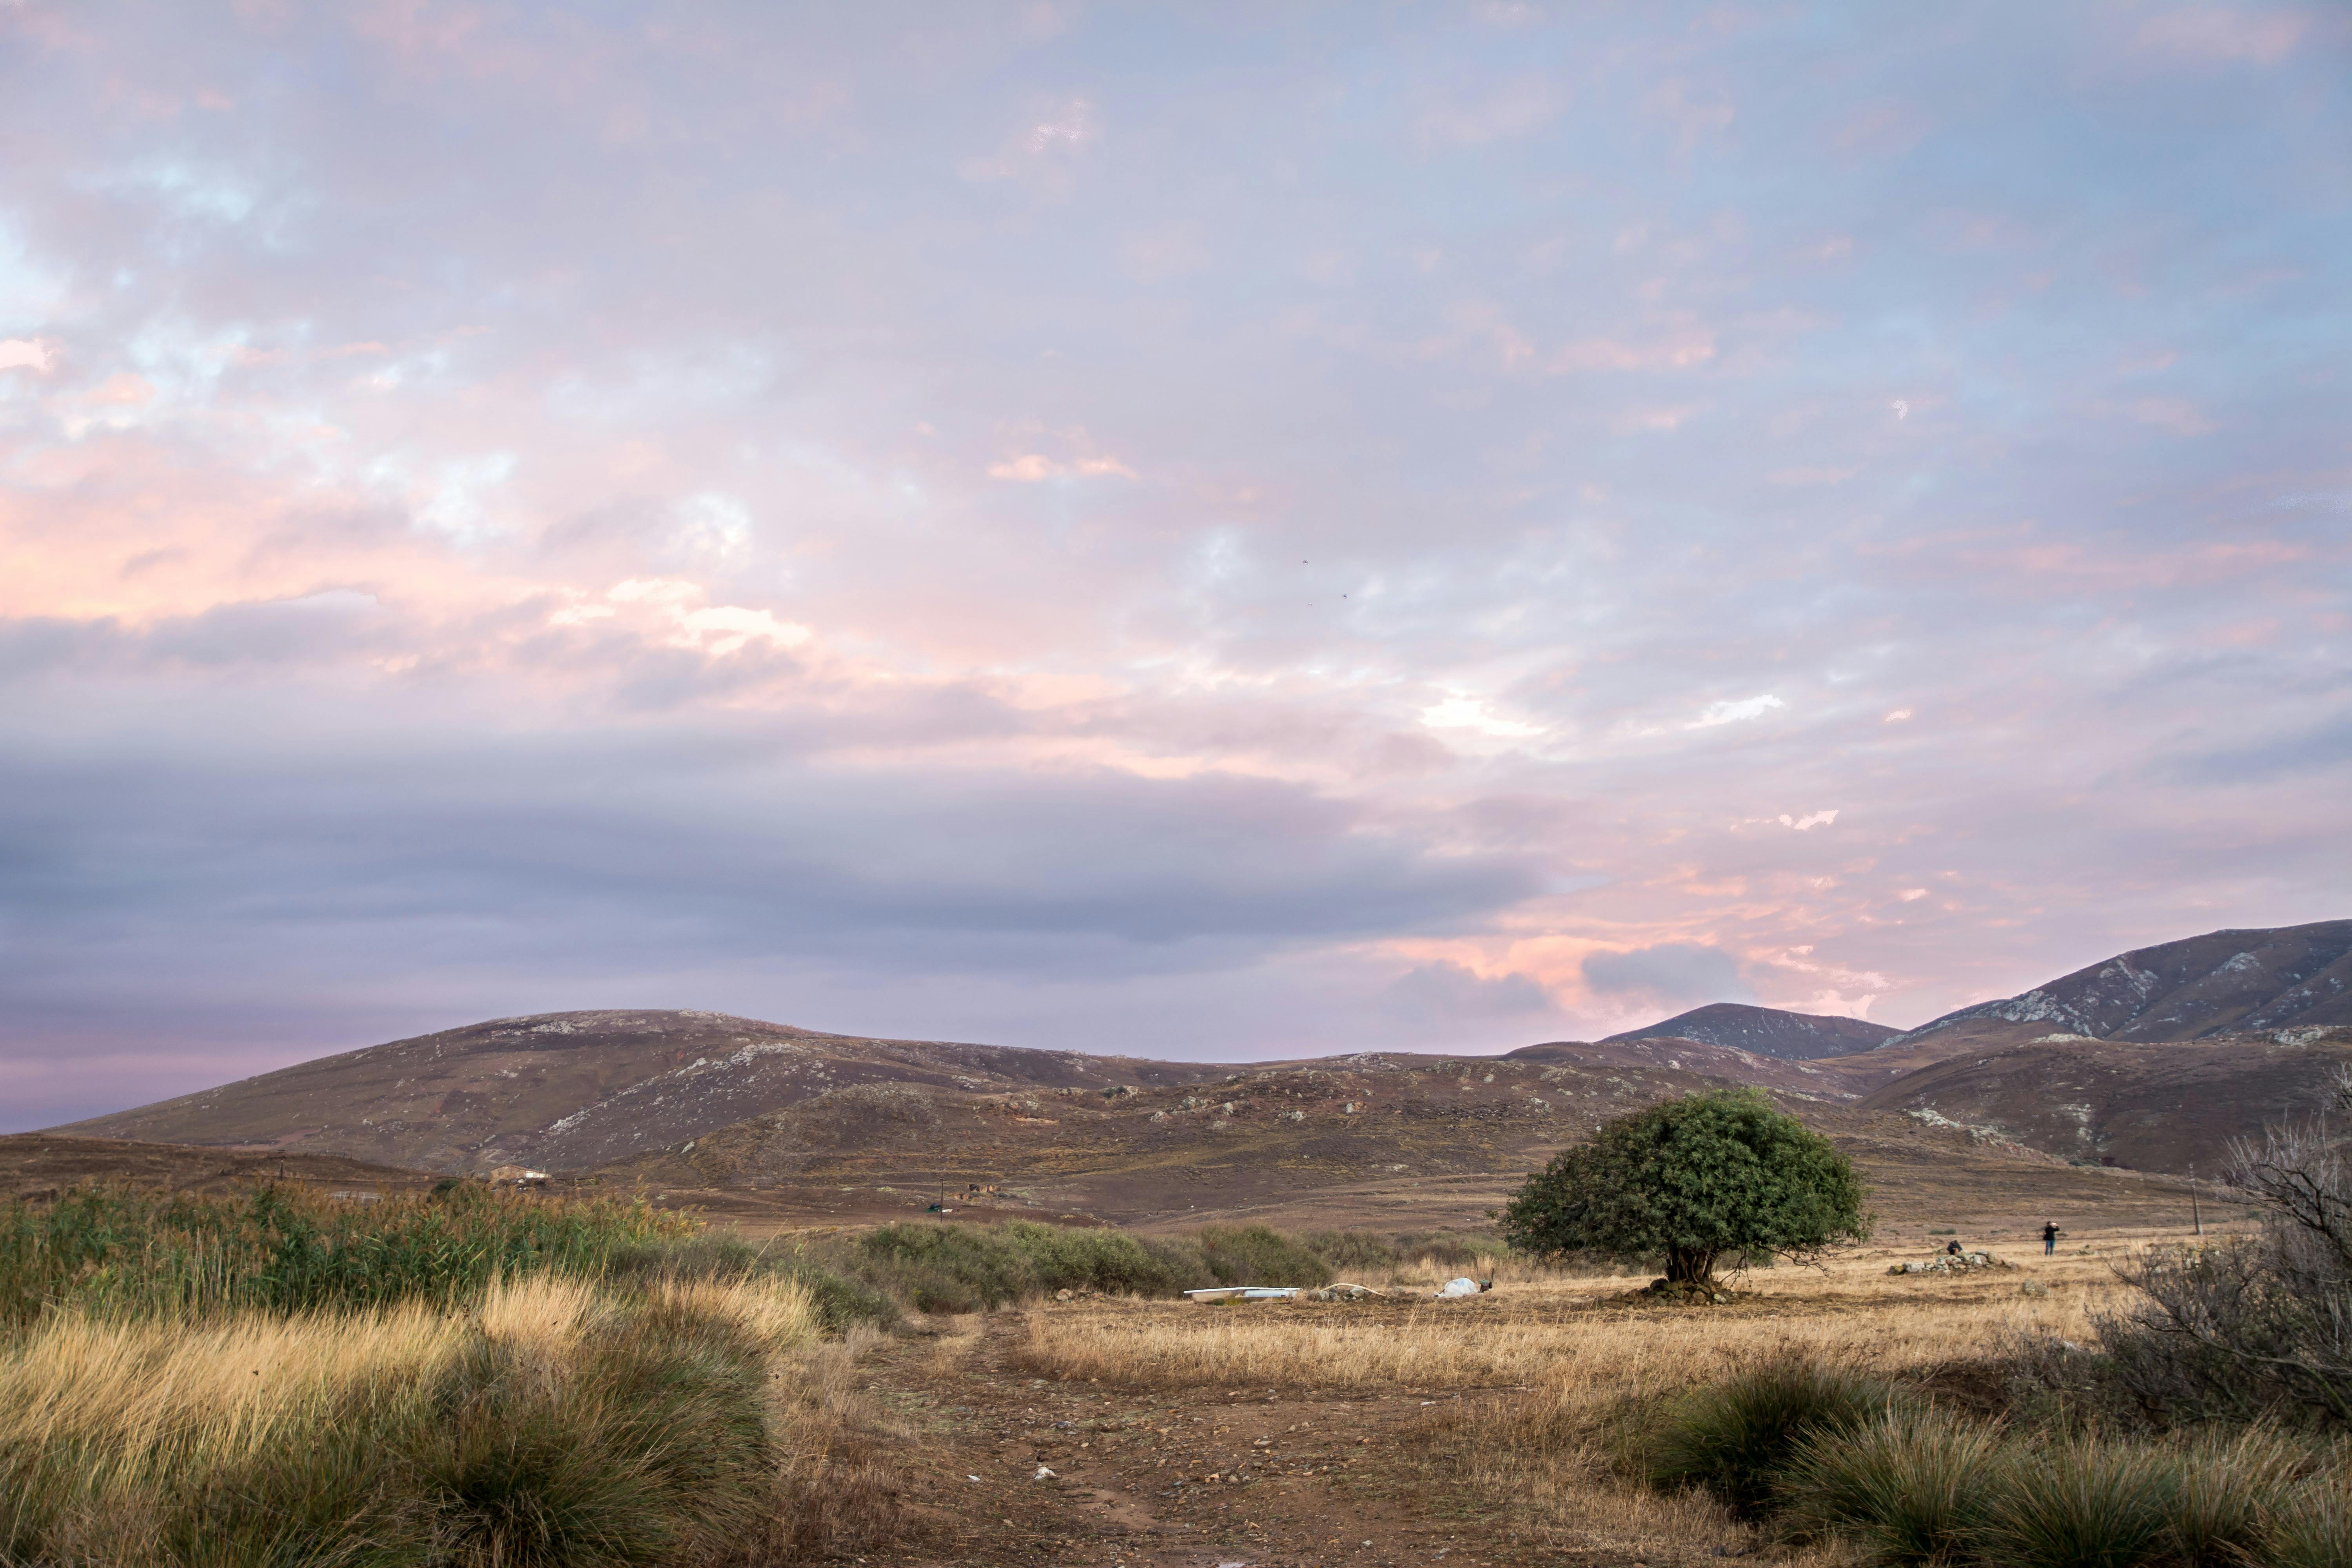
1982 1436 2180 1568
1139 1234 1213 1289
1196 1225 1334 1287
1000 1223 1186 1295
855 1223 1035 1310
1301 1230 1401 1270
783 1260 902 1333
1780 1410 2003 1564
1648 1359 1904 1519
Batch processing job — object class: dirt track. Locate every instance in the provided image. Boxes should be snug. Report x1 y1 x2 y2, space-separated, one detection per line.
858 1304 1557 1568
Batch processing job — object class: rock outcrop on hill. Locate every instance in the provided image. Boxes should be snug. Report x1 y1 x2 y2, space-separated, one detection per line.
1885 920 2352 1053
1856 1028 2352 1174
1599 1002 1898 1060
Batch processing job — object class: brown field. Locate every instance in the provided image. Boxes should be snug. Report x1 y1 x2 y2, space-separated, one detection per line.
804 1212 2240 1568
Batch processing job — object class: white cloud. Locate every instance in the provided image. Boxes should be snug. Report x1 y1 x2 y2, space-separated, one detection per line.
0 337 55 373
1421 694 1546 738
675 604 811 656
1689 695 1785 728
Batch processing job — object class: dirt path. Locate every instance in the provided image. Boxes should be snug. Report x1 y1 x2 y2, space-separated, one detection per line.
852 1310 1554 1568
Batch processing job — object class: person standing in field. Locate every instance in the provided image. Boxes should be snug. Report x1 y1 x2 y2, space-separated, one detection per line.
2042 1220 2062 1256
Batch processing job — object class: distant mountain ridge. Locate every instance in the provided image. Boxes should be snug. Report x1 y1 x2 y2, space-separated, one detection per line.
1887 920 2352 1051
1600 1002 1898 1060
49 916 2352 1191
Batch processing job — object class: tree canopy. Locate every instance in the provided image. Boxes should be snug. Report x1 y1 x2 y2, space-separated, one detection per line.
1500 1088 1871 1284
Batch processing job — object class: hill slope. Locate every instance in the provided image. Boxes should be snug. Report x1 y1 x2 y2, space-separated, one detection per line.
1600 1003 1898 1060
57 1010 1234 1175
1884 920 2352 1055
1856 1027 2352 1173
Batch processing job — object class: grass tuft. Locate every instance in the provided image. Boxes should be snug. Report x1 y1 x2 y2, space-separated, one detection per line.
1981 1435 2180 1568
1645 1358 1904 1519
1779 1409 2004 1564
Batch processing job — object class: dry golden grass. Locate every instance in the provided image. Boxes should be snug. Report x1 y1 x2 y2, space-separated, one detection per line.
1019 1254 2105 1394
767 1322 923 1557
0 1272 828 1564
1016 1235 2140 1565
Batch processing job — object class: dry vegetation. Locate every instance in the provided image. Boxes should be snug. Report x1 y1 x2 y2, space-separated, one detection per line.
1015 1253 2103 1395
0 1184 926 1567
9 1179 2345 1567
977 1231 2349 1566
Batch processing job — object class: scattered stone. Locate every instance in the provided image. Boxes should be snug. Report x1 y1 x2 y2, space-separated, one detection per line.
1889 1250 2011 1276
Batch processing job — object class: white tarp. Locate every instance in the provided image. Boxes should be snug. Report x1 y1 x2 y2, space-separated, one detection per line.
1435 1276 1480 1299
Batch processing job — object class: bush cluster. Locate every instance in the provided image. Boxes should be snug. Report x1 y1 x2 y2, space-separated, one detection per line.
0 1181 696 1323
1644 1359 2350 1567
825 1220 1516 1312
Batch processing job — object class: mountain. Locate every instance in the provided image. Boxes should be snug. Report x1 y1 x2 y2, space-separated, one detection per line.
1856 1027 2352 1174
1599 1003 1899 1060
1883 920 2352 1055
57 1010 1235 1176
48 1005 2213 1231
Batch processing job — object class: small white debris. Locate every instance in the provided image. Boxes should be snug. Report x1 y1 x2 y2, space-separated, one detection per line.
1034 1465 1058 1480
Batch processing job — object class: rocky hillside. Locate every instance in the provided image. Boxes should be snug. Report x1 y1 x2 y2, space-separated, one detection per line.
1599 1003 1898 1060
1884 920 2352 1055
1856 1027 2352 1173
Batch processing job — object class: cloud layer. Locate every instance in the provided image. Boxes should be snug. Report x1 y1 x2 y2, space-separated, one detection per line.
2 2 2348 1125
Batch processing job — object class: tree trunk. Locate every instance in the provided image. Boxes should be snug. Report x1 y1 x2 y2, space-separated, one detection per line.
1666 1246 1716 1285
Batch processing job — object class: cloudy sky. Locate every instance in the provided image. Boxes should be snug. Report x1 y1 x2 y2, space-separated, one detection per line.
3 2 2347 1128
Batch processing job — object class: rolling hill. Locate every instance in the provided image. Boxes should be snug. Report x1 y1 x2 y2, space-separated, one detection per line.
57 1010 1235 1175
46 918 2348 1223
1599 1002 1898 1059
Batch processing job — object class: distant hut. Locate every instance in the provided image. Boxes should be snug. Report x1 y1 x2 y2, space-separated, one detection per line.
487 1164 550 1187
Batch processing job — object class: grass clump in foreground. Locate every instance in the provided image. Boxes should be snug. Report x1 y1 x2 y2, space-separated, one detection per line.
0 1184 913 1566
1643 1358 2347 1568
1641 1358 1906 1519
0 1274 826 1566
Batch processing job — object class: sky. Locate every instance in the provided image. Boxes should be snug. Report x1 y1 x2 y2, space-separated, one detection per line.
2 2 2348 1129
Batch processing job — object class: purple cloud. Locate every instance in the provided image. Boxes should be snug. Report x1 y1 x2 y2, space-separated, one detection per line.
0 2 2347 1126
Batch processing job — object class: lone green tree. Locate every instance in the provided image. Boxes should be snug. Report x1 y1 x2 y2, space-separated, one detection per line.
1501 1088 1870 1285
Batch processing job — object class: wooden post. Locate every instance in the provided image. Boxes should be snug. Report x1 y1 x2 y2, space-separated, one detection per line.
2189 1160 2203 1239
